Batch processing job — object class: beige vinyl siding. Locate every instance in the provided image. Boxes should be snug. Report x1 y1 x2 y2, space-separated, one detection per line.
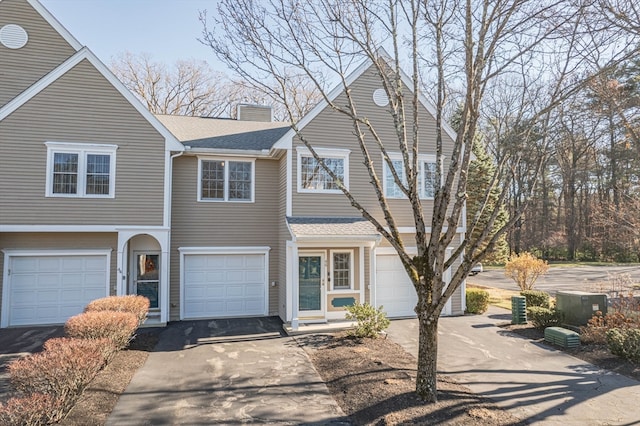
292 64 454 226
0 0 77 107
450 234 465 315
277 154 289 320
170 156 281 320
0 232 118 313
0 59 166 225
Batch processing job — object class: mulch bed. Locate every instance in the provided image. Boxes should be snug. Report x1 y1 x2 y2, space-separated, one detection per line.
298 333 523 425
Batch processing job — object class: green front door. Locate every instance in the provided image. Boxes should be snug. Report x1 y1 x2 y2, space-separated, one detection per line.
299 254 324 315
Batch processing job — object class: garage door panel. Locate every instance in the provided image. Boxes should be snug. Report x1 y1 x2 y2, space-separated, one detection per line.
376 254 417 318
205 286 225 298
6 254 109 327
183 253 267 319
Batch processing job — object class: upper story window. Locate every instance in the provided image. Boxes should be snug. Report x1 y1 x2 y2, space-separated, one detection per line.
383 153 438 199
45 142 117 198
198 157 254 202
297 147 350 193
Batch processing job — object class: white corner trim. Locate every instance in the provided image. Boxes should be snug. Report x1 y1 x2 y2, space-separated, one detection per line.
286 149 293 216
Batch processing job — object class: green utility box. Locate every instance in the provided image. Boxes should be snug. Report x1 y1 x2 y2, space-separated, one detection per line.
556 291 607 326
544 326 581 348
511 296 527 324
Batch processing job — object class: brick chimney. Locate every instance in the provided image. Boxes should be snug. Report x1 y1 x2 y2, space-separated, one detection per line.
237 104 273 122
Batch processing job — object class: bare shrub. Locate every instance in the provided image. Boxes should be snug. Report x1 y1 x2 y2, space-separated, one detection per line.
65 311 139 350
85 295 150 326
44 337 118 364
7 340 105 421
0 393 63 426
580 311 638 344
590 273 636 298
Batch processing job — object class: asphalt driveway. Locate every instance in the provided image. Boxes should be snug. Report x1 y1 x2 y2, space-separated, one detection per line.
0 325 64 402
388 307 640 425
107 317 348 425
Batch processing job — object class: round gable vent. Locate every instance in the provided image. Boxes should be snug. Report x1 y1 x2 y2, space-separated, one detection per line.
373 88 389 107
0 24 29 49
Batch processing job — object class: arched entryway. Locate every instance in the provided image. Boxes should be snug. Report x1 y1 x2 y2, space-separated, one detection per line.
117 229 169 325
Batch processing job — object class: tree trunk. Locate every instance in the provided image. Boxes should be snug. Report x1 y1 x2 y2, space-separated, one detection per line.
416 315 439 402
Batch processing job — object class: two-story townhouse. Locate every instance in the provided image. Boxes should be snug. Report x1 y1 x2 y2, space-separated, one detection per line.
0 0 183 327
1 0 466 330
159 64 467 329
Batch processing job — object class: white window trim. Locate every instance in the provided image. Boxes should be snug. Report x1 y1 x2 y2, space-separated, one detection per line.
383 152 437 200
45 142 117 198
296 146 350 194
197 156 255 203
329 249 355 292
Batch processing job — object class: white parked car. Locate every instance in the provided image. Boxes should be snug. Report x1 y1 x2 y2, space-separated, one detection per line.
470 263 483 275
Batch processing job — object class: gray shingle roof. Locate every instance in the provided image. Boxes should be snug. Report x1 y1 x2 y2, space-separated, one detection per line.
186 126 291 151
154 114 291 151
287 217 380 237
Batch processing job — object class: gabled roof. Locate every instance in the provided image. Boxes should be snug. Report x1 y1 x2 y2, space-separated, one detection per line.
0 47 183 152
25 0 82 51
287 216 380 241
156 115 289 140
185 126 291 151
272 49 458 149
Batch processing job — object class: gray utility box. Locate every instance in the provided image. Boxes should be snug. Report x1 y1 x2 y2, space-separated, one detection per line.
556 291 607 326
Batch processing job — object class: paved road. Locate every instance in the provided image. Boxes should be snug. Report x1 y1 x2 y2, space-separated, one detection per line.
388 308 640 425
469 265 640 295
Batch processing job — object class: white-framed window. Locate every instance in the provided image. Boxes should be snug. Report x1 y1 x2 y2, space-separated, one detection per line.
383 153 438 199
198 157 255 202
330 249 354 291
297 147 350 193
45 142 117 198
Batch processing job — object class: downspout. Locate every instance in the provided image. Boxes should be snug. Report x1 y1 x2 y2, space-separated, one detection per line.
164 149 184 323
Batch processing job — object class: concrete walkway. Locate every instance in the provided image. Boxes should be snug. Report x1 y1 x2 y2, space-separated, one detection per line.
108 317 348 425
388 307 640 425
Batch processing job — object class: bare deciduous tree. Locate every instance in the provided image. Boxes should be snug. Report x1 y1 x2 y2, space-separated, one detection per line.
201 0 639 402
110 51 238 117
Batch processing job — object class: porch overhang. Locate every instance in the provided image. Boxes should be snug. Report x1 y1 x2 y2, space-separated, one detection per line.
286 216 382 243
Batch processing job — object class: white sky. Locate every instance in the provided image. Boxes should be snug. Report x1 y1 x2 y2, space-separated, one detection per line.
39 0 225 70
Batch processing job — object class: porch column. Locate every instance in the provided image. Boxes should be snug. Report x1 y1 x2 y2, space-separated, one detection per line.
291 244 299 330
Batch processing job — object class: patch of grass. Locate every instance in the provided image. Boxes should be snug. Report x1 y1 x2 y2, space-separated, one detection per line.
547 261 640 267
467 284 517 310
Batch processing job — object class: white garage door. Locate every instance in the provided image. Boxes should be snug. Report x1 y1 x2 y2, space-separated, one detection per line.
6 254 109 327
183 253 267 319
375 254 417 318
